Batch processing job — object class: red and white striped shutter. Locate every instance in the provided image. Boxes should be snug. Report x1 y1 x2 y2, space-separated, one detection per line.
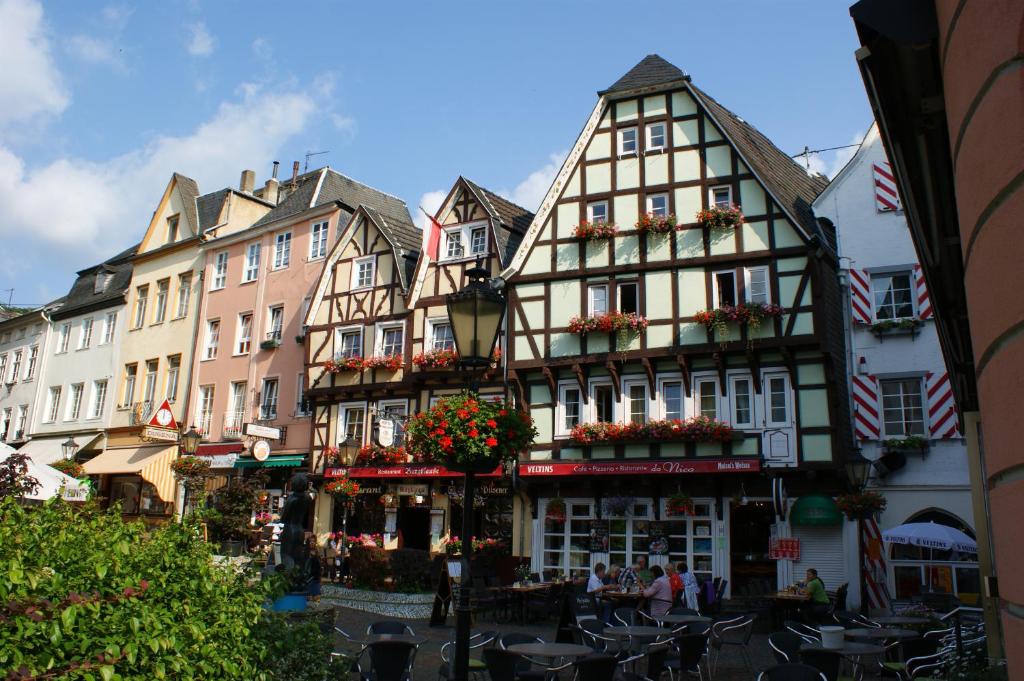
926 371 960 439
862 517 890 609
852 374 881 440
873 162 900 211
849 269 872 324
913 264 932 320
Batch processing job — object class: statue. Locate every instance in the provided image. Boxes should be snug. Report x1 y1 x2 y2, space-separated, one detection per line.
278 473 312 575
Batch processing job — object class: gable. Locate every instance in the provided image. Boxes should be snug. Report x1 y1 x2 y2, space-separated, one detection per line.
138 175 201 254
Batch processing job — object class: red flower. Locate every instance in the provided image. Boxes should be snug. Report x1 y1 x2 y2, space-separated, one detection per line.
468 429 479 437
486 419 497 428
440 436 453 448
499 409 508 416
485 437 498 447
457 409 469 419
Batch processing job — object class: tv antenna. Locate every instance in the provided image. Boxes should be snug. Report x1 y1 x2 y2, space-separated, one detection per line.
304 150 329 172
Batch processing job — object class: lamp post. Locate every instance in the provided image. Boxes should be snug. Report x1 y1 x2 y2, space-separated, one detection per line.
61 436 79 461
845 451 873 614
179 426 202 512
446 261 505 681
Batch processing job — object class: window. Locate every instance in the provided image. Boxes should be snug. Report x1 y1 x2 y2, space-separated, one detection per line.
444 229 464 259
336 328 362 358
142 360 158 407
175 273 192 318
469 227 487 254
244 243 261 282
89 380 108 419
267 306 284 341
166 215 179 243
204 320 220 360
13 405 26 438
660 380 684 420
661 500 715 581
45 386 61 422
212 252 228 289
646 122 666 151
24 346 37 380
57 323 71 353
10 351 21 382
731 376 754 428
765 374 790 426
310 221 329 259
618 127 638 155
122 364 137 407
132 285 148 329
608 500 654 569
352 256 375 289
102 311 117 344
713 271 737 307
79 319 93 349
340 404 367 445
236 313 253 354
872 272 914 320
625 382 648 424
543 499 594 578
66 383 84 420
377 325 403 357
587 201 609 224
618 281 638 315
592 382 615 423
226 382 247 437
165 355 180 402
746 267 770 305
377 401 408 445
588 285 609 316
429 320 455 351
273 232 292 269
710 186 732 208
557 384 582 436
0 355 6 383
697 379 718 419
880 378 925 437
94 271 112 294
1 408 9 440
153 279 169 323
295 374 310 416
260 379 279 419
646 193 669 217
198 386 215 435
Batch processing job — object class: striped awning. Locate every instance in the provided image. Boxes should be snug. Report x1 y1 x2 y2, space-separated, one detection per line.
82 445 177 502
234 455 305 469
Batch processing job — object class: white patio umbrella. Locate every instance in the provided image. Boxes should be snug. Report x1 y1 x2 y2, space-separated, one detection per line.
0 450 90 501
882 521 977 553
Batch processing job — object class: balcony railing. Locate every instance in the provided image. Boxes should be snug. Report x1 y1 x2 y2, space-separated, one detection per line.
259 405 278 421
260 330 282 350
130 401 154 426
196 412 213 437
223 411 245 440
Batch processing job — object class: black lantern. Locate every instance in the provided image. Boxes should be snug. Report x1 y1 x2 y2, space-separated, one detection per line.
844 452 872 490
61 436 79 460
446 261 505 368
180 426 202 456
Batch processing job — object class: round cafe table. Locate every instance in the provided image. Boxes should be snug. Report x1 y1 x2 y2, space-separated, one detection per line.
656 614 713 627
870 615 931 626
507 642 594 659
603 625 670 638
801 640 885 656
844 627 919 642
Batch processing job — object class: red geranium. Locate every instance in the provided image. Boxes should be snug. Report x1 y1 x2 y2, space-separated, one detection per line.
573 221 618 240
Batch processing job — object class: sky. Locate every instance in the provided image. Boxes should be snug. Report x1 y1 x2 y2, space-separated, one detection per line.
0 0 871 307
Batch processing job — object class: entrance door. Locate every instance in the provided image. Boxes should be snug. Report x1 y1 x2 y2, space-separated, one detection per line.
729 501 777 599
398 507 431 551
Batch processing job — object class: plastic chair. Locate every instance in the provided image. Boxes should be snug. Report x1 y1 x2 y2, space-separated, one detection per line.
709 613 755 676
572 653 618 681
664 632 709 681
800 648 852 681
757 663 828 681
367 620 414 636
357 640 416 681
769 631 805 663
614 606 638 626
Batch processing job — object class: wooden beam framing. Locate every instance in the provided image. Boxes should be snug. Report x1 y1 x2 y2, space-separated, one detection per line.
747 349 762 394
713 352 727 396
606 359 622 400
572 363 588 404
675 354 692 397
641 357 656 393
541 366 557 398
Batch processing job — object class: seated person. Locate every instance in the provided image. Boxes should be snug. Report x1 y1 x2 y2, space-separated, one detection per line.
800 568 831 622
587 562 616 623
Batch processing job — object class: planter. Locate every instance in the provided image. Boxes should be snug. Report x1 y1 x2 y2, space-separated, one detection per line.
219 539 244 557
269 593 308 612
573 221 618 240
696 205 743 231
294 334 306 344
567 312 649 336
260 339 281 350
320 586 435 618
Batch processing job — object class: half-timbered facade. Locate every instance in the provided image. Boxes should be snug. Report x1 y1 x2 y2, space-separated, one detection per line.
503 56 853 595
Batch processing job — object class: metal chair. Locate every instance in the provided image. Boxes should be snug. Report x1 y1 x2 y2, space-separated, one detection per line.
668 607 700 616
785 619 822 643
497 632 544 649
769 631 806 663
571 653 618 681
757 663 828 681
367 620 414 636
578 618 621 655
834 610 879 629
437 631 498 680
800 648 850 681
664 632 709 681
614 606 639 626
709 613 755 676
618 641 672 681
356 640 416 681
482 648 545 681
331 626 361 674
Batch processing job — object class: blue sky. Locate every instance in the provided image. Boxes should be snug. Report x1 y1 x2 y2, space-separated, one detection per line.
0 0 870 306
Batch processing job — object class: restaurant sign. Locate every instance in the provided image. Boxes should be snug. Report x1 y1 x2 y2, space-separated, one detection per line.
141 426 179 443
391 483 429 496
518 458 760 477
325 464 503 479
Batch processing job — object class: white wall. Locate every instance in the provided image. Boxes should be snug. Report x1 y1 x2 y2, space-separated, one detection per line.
0 312 51 443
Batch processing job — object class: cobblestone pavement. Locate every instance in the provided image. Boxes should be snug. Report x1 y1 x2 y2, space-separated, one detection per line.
315 601 778 680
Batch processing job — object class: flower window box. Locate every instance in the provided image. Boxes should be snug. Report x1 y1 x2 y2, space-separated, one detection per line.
356 444 410 466
324 356 368 373
696 205 743 230
568 416 735 444
567 312 649 336
259 338 282 350
693 303 784 336
573 221 618 241
636 213 678 234
870 318 922 340
412 348 459 369
883 435 929 453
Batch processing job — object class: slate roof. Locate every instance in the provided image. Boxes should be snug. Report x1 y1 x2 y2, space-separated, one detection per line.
196 188 230 232
53 244 139 320
362 205 421 289
599 54 688 95
462 179 534 265
172 173 201 237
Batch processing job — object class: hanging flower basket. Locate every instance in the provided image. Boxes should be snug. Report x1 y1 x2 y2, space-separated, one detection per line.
569 416 735 445
324 476 360 500
406 392 537 473
666 493 695 517
171 455 211 494
694 303 785 336
356 444 409 466
836 491 887 520
603 495 635 517
883 435 929 452
696 205 743 230
636 213 678 234
546 497 567 522
573 221 618 240
568 312 649 336
412 349 459 369
50 458 84 478
322 446 343 466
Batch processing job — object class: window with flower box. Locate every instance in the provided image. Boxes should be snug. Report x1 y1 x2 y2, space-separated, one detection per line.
710 185 732 209
713 271 737 308
591 381 615 423
339 403 367 446
696 378 718 420
542 499 594 578
871 272 914 320
646 193 669 218
659 379 684 420
618 281 638 315
588 201 609 224
334 327 363 359
624 381 649 424
745 267 770 305
428 319 455 351
375 324 403 358
880 377 925 437
588 284 608 316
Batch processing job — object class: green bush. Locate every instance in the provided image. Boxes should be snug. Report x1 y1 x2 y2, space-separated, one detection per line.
253 613 347 681
0 497 277 680
388 548 430 592
348 545 389 589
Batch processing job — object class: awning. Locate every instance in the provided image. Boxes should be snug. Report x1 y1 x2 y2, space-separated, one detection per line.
16 433 103 466
234 455 306 469
196 443 243 469
518 458 761 477
0 450 90 501
790 494 843 527
326 464 503 479
82 445 177 502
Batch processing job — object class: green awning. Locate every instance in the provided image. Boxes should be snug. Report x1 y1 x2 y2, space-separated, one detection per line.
790 494 843 527
234 456 306 469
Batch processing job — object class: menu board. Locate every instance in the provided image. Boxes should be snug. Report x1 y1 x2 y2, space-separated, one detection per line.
648 521 670 555
589 520 610 552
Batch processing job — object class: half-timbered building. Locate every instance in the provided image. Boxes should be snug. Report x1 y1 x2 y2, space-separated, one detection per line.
502 56 853 596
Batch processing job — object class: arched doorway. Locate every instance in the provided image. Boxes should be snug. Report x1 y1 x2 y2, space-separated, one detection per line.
889 509 980 605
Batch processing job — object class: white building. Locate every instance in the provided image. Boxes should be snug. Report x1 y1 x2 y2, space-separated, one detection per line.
813 124 978 610
0 304 61 451
20 247 136 465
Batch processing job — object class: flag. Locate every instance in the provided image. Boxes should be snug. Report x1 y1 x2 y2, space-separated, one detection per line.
420 206 442 260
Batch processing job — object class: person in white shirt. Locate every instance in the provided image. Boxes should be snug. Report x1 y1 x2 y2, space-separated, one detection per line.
588 562 616 623
679 562 700 611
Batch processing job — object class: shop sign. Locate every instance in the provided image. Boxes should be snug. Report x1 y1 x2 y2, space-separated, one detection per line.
324 464 503 478
589 520 609 552
769 538 801 560
245 423 281 440
205 453 238 469
356 484 383 495
391 483 428 496
147 399 178 430
478 483 510 496
378 419 395 447
518 458 760 477
252 440 272 462
141 426 179 443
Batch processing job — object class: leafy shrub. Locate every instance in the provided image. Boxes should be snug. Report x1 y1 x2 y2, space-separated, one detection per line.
349 545 389 589
253 612 347 681
205 471 267 540
0 497 275 680
0 451 39 498
389 548 430 592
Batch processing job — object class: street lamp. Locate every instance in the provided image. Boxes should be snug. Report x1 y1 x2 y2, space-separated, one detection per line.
844 451 872 490
447 261 505 681
61 436 79 461
180 426 202 456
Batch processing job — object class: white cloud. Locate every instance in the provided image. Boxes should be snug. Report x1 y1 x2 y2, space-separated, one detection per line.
0 0 68 128
66 34 122 68
414 190 447 231
186 21 214 57
798 130 867 180
499 151 567 211
251 37 272 59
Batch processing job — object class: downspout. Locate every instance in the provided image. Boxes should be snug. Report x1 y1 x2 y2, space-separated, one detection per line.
181 268 205 431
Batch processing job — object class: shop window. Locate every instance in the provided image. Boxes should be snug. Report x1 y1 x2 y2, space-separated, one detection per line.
543 499 594 578
608 501 653 569
109 476 141 514
890 510 979 603
662 500 715 583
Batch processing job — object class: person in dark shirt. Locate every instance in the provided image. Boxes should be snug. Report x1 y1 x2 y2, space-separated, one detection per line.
305 537 323 602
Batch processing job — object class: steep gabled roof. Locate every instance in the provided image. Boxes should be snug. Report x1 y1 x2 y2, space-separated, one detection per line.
196 188 230 232
462 179 534 265
362 205 421 289
172 172 201 236
54 244 139 319
599 54 688 96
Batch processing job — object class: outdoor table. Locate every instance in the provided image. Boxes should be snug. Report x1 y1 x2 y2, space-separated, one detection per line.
602 625 669 638
502 583 551 624
802 640 885 681
507 641 594 672
769 591 809 628
870 615 931 626
845 627 919 642
655 614 713 627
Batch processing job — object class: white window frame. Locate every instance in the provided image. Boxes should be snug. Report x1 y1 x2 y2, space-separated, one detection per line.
712 270 738 308
89 380 108 420
24 346 38 381
310 221 329 260
763 372 792 428
426 318 455 351
618 127 638 155
273 232 292 270
587 201 609 224
142 360 158 406
607 499 656 569
338 402 369 446
198 385 215 434
879 376 926 438
79 319 93 350
0 354 6 384
212 252 229 290
45 386 61 423
443 228 465 260
66 383 84 421
645 122 667 152
870 270 916 321
351 255 376 290
267 305 284 341
710 185 733 209
376 399 408 446
236 313 253 355
153 278 169 323
243 243 261 282
730 374 756 429
556 381 583 438
10 350 21 381
203 320 220 360
645 193 669 217
657 376 685 421
175 273 192 318
588 378 617 423
260 378 279 420
375 323 404 357
102 312 117 345
132 286 148 329
694 376 720 420
745 266 771 305
469 226 487 255
617 280 639 316
121 364 137 407
165 356 180 403
295 374 310 417
334 325 363 359
15 405 27 437
587 284 609 316
622 378 651 425
57 323 71 353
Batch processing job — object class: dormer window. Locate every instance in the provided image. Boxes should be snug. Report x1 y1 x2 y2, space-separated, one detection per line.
469 226 487 255
444 229 464 259
618 127 638 155
167 215 179 243
94 271 112 294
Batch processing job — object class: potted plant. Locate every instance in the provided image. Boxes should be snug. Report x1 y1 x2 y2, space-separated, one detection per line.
363 355 404 371
546 497 567 522
324 356 366 373
444 535 463 556
568 415 735 444
694 302 785 337
836 490 887 520
323 476 360 501
355 444 408 466
411 348 459 369
696 204 743 230
635 213 678 234
573 220 618 240
50 458 84 478
406 392 536 473
513 562 532 587
567 311 650 337
602 495 635 517
666 493 695 517
170 455 212 498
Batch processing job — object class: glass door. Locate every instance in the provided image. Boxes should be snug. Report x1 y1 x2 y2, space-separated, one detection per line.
542 499 594 578
662 499 715 582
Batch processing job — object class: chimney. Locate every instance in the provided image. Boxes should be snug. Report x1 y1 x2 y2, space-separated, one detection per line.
264 161 280 205
239 169 255 193
291 161 300 188
272 160 280 179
